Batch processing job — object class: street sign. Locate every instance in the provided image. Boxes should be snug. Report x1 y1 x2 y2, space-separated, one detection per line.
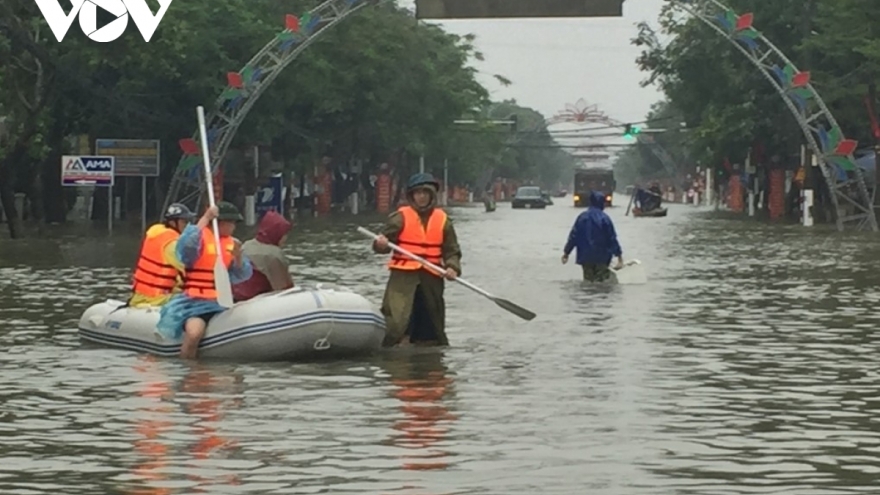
95 139 160 176
256 176 284 217
415 0 624 19
61 156 115 187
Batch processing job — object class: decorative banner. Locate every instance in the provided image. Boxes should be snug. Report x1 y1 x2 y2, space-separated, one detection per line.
256 176 284 217
315 171 332 216
376 173 392 213
728 175 744 212
768 169 785 220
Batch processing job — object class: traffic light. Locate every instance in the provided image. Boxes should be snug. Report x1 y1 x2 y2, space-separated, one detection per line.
623 124 641 138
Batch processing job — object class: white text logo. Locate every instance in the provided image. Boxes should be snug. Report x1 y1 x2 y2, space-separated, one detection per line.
34 0 173 43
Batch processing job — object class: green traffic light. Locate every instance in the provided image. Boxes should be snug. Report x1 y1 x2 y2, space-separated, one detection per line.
623 124 641 138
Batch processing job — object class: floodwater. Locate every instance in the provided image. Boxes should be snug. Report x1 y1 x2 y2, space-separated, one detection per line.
2 195 880 494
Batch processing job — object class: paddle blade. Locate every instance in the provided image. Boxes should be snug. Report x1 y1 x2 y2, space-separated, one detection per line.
612 260 647 285
214 258 234 308
493 297 536 321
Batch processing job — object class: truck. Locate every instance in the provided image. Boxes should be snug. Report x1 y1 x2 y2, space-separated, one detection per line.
572 168 615 208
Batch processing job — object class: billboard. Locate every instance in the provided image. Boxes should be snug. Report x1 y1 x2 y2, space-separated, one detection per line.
94 139 160 177
415 0 624 19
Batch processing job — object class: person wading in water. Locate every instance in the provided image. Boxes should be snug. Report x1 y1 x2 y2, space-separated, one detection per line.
371 173 463 347
562 190 624 282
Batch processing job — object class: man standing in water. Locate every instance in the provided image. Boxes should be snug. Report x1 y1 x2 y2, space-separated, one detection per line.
562 190 624 282
372 173 462 347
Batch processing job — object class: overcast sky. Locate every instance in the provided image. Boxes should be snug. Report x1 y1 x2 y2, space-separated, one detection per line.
396 0 667 124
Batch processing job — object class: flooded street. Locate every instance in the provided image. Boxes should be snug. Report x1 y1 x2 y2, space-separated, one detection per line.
2 196 880 494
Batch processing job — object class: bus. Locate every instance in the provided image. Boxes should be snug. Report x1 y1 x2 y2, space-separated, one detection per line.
572 169 615 207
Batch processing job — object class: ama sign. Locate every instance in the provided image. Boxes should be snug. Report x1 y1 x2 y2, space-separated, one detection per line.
61 155 116 187
34 0 173 43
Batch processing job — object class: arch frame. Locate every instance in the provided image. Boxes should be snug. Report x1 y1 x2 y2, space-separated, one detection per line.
161 0 875 232
162 0 376 214
670 0 877 231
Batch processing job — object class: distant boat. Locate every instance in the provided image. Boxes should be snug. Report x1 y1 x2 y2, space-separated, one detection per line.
632 207 667 218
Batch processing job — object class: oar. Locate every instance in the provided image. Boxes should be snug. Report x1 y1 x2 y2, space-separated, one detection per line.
357 226 536 321
196 105 234 308
625 187 636 216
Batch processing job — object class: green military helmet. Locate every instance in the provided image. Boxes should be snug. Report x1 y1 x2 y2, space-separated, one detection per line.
216 201 243 222
407 172 440 192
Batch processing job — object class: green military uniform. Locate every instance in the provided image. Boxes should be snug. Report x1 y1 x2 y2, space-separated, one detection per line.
582 263 612 282
373 174 462 347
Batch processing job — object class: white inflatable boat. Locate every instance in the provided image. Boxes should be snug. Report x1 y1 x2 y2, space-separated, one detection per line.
78 285 386 361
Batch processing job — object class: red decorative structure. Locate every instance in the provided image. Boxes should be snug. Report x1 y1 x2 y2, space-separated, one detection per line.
728 175 744 212
226 72 243 89
768 169 784 220
178 138 199 155
284 14 300 32
315 169 332 216
835 139 857 156
376 173 392 213
734 13 753 31
792 71 810 88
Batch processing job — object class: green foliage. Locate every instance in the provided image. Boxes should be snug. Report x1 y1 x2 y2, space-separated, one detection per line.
0 0 571 226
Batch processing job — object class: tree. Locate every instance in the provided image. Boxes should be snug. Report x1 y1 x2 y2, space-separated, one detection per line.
0 0 560 237
630 0 880 190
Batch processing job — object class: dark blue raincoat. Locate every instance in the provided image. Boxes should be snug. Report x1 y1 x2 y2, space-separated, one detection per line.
563 191 623 265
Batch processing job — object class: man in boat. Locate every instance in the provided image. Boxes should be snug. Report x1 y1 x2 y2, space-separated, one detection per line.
561 190 624 282
129 203 195 308
372 173 462 347
232 210 294 302
156 202 253 359
635 182 663 213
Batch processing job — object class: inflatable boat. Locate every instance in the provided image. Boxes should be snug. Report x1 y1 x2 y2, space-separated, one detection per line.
78 285 386 361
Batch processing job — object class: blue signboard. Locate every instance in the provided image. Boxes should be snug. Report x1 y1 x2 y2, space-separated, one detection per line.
256 176 284 217
61 155 115 187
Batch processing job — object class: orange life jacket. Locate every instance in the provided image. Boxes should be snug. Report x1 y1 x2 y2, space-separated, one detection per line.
183 228 235 300
131 224 181 297
388 206 446 275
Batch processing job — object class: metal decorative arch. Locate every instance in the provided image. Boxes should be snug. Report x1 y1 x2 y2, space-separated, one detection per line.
547 99 679 176
162 0 376 214
670 0 878 232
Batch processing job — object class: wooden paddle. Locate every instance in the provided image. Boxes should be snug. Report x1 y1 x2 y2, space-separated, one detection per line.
196 106 234 308
357 226 536 321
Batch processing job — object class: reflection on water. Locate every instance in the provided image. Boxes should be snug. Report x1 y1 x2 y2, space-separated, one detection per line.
179 365 243 492
129 356 174 495
3 201 880 493
384 351 456 477
123 358 244 495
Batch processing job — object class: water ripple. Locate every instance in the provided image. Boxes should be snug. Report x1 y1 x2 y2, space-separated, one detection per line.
1 200 880 493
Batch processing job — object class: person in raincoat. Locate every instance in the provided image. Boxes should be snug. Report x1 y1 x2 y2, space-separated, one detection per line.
372 173 462 347
156 202 253 359
561 190 624 282
634 182 662 213
128 203 195 308
232 210 294 302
